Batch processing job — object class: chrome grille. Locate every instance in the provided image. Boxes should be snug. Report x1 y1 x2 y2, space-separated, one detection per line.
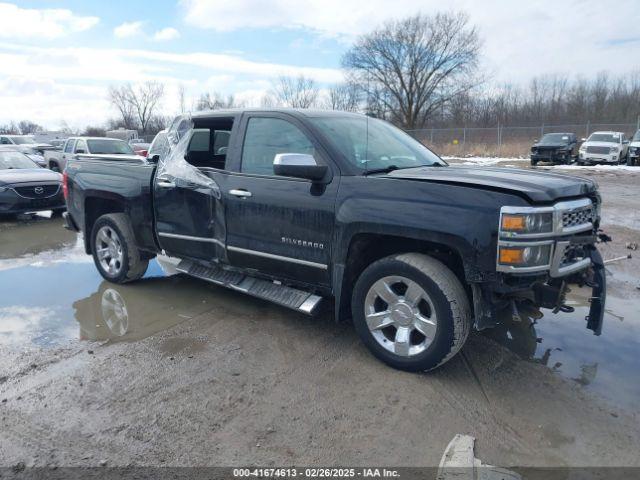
586 146 610 154
562 205 594 229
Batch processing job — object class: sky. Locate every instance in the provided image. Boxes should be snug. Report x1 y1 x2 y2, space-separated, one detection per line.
1 0 639 130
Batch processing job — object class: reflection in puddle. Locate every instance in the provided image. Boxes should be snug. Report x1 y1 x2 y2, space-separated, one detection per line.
0 251 218 348
485 289 640 410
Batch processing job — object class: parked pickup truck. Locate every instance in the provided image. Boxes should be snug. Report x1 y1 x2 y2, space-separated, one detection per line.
530 132 578 166
62 109 607 372
45 136 141 172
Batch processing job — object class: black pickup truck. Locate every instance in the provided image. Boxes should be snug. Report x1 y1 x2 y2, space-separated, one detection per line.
63 109 607 372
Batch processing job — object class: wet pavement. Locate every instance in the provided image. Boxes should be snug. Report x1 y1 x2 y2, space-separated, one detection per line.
1 203 639 416
1 182 640 468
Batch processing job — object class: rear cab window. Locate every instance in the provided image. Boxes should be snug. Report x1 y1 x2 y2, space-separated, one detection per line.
185 117 235 170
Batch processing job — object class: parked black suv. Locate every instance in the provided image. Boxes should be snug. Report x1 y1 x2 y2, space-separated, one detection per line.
62 109 607 372
530 133 578 166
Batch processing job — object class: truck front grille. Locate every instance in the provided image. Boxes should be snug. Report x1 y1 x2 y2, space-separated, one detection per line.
586 146 610 154
562 205 595 229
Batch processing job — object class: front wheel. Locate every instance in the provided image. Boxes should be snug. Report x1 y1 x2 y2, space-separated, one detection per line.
351 253 471 372
91 213 148 284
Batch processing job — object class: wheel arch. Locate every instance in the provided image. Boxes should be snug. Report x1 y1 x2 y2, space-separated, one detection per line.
333 230 473 323
83 194 127 254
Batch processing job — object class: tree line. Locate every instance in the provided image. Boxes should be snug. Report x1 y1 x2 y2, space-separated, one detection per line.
4 11 638 136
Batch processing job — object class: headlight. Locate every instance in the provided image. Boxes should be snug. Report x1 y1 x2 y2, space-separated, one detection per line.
609 146 618 153
0 186 7 193
500 211 554 236
579 146 586 152
498 244 552 268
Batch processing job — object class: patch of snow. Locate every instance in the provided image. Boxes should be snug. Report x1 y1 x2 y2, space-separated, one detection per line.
540 164 640 173
442 156 529 166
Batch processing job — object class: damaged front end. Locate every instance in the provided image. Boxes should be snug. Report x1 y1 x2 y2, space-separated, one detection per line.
473 196 607 335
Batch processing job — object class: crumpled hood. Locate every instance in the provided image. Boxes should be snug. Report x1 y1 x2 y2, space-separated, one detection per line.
384 165 597 203
533 142 571 149
0 168 62 186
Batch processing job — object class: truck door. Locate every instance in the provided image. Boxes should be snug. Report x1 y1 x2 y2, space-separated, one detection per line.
224 114 338 286
153 125 233 262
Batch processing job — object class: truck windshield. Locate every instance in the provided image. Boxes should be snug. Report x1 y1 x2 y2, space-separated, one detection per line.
588 133 619 143
310 115 446 173
8 136 35 145
0 151 38 169
87 139 135 155
633 130 640 142
540 133 570 144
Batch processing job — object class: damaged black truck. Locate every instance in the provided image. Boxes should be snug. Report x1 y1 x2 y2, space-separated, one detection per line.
62 109 607 372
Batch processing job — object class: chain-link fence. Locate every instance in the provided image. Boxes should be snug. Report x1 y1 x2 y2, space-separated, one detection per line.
407 122 640 158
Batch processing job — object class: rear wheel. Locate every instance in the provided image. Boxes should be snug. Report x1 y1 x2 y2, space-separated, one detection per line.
351 253 471 372
530 159 538 167
91 213 148 283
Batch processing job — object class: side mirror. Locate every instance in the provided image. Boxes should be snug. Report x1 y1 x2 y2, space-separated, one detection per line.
581 138 587 142
273 153 327 181
75 149 86 154
148 154 160 163
623 140 630 144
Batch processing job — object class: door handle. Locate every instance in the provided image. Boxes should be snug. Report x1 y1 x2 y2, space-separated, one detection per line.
157 177 176 188
229 189 252 198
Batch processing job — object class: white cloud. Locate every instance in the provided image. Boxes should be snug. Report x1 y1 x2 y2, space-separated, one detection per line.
0 42 342 128
0 2 99 39
154 27 181 41
114 21 145 39
181 0 640 83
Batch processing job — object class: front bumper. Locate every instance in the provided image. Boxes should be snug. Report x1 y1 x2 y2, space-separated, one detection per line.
0 188 65 214
579 152 618 163
530 151 572 163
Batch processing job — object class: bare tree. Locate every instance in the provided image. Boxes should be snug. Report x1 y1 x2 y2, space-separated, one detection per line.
0 121 19 134
18 120 42 134
268 75 319 108
108 82 165 133
178 84 186 114
196 92 242 111
342 12 482 129
108 85 137 130
324 82 361 112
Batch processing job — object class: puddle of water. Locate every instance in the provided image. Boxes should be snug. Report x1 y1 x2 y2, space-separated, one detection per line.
0 216 224 349
485 288 640 411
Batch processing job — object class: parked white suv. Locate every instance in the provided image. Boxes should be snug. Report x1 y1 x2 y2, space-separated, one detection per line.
578 131 629 165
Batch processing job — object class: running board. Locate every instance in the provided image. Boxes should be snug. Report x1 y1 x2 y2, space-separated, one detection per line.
175 259 323 315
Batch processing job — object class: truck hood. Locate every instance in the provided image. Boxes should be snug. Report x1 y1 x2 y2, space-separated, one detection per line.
0 168 62 186
582 141 619 149
533 143 571 149
384 165 597 203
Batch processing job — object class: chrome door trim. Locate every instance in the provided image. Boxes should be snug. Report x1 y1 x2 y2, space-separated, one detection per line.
158 232 224 248
227 245 328 270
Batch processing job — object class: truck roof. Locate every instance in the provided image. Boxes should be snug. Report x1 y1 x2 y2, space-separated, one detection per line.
190 108 365 119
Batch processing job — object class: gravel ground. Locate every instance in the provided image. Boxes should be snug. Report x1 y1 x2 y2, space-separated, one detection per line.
0 168 639 470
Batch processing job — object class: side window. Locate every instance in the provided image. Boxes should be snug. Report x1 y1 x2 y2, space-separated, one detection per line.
75 139 87 153
188 129 210 152
64 140 75 153
241 117 315 176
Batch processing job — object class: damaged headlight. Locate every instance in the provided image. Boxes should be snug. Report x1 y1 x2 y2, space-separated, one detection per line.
498 243 553 269
500 210 554 236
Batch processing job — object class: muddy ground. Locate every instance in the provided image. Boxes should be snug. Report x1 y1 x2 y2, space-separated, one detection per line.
1 167 639 470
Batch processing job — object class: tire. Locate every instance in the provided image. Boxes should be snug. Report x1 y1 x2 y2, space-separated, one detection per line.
91 213 148 284
49 163 60 173
351 253 471 372
530 159 538 167
50 208 65 218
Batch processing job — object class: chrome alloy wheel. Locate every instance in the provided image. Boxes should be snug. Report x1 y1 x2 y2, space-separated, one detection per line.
364 275 438 357
95 226 124 276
